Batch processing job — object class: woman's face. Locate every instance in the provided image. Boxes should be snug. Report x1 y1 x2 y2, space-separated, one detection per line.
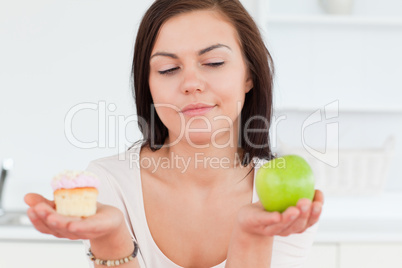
149 10 253 148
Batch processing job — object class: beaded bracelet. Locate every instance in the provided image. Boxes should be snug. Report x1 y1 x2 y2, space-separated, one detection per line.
87 241 139 267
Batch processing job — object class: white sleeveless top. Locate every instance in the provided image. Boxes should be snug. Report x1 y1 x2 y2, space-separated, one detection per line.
83 143 318 268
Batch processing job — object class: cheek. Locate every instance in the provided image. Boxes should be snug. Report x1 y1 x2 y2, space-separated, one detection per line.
212 70 247 110
149 77 181 130
211 63 248 91
153 105 184 140
149 76 177 106
149 75 163 102
151 87 181 123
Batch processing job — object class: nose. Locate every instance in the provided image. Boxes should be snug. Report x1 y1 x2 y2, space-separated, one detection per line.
181 66 204 94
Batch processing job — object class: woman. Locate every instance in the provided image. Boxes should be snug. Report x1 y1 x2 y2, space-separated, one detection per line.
25 0 324 267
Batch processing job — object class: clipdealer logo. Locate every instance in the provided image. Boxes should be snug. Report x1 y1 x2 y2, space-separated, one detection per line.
301 100 339 167
63 100 340 167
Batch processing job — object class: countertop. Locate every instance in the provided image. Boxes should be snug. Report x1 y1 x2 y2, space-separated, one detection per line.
1 192 401 243
316 191 402 243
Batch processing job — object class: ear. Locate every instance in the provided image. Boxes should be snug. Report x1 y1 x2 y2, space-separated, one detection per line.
245 75 253 93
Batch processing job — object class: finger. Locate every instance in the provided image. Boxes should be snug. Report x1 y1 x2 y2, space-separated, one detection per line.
66 204 123 238
46 212 81 228
27 208 66 238
254 201 265 209
306 201 323 228
67 217 110 239
295 198 312 225
313 189 324 204
32 202 66 237
33 201 56 217
33 202 85 239
306 189 324 227
24 193 54 208
253 202 281 225
281 206 300 223
256 210 281 226
279 198 312 236
45 212 83 240
260 206 300 236
27 207 55 235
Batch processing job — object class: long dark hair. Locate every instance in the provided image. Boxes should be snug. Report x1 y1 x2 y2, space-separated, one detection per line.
132 0 274 165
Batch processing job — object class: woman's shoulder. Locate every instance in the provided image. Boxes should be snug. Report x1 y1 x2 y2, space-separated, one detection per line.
88 141 143 169
86 141 144 181
84 141 144 208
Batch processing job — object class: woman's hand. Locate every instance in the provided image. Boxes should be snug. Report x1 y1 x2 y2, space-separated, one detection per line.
226 190 324 267
25 193 139 267
24 193 125 241
237 189 324 238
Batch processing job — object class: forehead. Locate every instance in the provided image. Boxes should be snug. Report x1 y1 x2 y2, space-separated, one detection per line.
152 9 241 53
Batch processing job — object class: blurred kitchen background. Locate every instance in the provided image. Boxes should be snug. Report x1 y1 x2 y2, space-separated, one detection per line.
1 0 401 267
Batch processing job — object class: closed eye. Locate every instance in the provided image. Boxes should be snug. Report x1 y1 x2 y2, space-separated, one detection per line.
158 67 180 75
205 62 224 67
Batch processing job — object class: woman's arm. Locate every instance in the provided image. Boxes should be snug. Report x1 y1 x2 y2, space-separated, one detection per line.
25 193 140 268
89 220 139 268
225 190 324 267
226 219 275 267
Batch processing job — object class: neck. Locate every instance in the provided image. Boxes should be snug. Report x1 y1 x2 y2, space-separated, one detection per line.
157 138 253 190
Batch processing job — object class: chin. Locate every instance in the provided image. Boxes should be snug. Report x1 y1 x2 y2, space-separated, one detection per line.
185 131 235 150
184 132 213 148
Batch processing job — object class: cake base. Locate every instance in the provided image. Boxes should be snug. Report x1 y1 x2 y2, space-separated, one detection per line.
54 187 98 217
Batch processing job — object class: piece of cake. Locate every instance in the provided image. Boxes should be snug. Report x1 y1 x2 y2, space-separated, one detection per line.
51 170 100 217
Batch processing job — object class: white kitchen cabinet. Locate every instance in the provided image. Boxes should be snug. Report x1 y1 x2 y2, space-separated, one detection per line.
1 240 402 268
304 242 402 268
339 242 402 268
252 0 402 112
0 241 88 268
305 243 338 268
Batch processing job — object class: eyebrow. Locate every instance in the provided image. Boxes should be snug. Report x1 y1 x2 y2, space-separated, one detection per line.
150 44 231 60
198 44 231 55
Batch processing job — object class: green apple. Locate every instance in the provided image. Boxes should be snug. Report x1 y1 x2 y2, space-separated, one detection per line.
256 155 315 213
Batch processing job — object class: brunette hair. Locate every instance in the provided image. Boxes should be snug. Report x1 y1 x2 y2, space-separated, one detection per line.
132 0 274 165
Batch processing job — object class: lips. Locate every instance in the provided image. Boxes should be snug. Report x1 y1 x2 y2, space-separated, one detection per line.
181 103 216 116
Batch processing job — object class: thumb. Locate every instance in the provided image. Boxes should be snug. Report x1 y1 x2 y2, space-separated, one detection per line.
24 193 54 208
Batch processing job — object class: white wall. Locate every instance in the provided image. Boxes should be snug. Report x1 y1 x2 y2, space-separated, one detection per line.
0 0 153 208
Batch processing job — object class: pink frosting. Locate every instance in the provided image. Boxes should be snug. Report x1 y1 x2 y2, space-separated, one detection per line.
51 170 100 191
